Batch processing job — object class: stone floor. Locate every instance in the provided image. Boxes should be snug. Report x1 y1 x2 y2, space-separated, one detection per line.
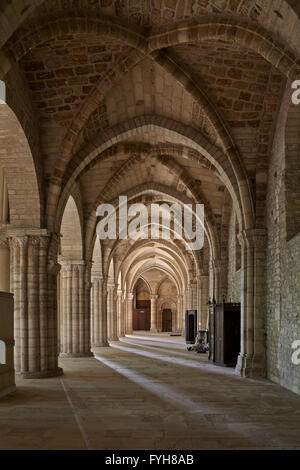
0 333 300 450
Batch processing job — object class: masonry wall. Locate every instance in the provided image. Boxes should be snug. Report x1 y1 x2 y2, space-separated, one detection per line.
266 89 300 395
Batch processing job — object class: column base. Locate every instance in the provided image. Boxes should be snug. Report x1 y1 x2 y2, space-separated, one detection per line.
150 328 158 333
108 336 119 342
59 352 93 358
19 367 63 379
92 341 109 348
235 353 266 378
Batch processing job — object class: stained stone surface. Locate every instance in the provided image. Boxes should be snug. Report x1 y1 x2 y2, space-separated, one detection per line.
0 334 300 450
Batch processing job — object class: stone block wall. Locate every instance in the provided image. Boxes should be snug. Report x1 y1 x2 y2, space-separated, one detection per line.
266 89 300 395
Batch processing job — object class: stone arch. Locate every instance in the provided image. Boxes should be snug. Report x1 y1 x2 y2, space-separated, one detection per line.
129 264 182 298
125 246 185 294
98 197 203 281
134 277 151 299
148 18 300 81
0 1 45 73
91 237 102 278
59 195 83 260
58 117 246 233
117 271 122 290
156 274 178 297
0 85 41 228
84 182 212 270
5 15 147 67
58 192 91 358
44 13 300 231
118 238 194 282
84 154 220 260
108 258 114 279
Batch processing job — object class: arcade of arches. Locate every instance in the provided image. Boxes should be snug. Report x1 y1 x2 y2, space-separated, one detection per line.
0 0 300 450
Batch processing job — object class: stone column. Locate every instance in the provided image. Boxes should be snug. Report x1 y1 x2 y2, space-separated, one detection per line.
125 293 134 334
107 281 112 340
107 283 118 341
9 233 62 378
91 275 107 347
106 281 117 341
176 294 183 333
183 290 188 336
186 286 193 310
190 281 198 310
84 261 92 353
93 276 109 347
213 259 227 303
117 289 125 337
209 259 214 300
0 238 10 292
150 294 159 332
60 260 92 357
199 275 209 329
235 228 267 378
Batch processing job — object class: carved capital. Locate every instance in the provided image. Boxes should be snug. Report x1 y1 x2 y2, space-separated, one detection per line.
150 294 159 301
16 236 28 248
39 236 50 250
29 236 41 249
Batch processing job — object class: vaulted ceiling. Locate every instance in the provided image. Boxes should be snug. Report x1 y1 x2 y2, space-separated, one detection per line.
1 0 300 286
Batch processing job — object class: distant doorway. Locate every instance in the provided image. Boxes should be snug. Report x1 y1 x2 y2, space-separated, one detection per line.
162 309 172 332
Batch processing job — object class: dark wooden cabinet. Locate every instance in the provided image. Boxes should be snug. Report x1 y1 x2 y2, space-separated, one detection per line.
185 310 197 344
208 304 215 361
209 302 240 367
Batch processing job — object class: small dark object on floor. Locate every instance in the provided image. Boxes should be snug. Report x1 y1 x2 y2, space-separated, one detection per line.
187 330 209 354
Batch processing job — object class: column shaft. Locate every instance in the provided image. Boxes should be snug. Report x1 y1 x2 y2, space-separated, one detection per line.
60 260 92 357
150 295 158 332
9 234 62 378
236 229 267 378
0 239 10 292
126 293 133 334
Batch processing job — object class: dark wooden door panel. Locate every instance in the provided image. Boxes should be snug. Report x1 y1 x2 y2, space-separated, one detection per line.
133 308 150 330
162 309 172 332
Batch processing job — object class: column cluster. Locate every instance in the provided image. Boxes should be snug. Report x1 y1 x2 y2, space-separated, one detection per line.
9 233 62 378
236 228 267 377
107 281 118 341
60 260 92 357
91 275 109 348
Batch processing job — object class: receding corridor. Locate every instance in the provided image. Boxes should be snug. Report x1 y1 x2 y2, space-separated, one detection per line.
1 334 300 450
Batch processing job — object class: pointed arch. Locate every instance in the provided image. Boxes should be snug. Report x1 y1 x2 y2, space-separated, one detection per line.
60 195 83 260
